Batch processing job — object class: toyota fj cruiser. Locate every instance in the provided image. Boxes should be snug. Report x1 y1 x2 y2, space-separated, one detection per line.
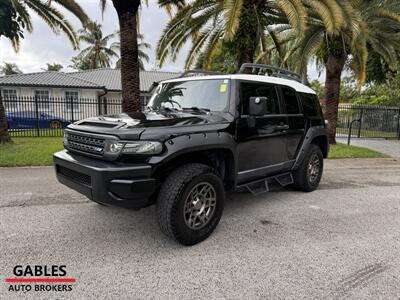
54 64 328 245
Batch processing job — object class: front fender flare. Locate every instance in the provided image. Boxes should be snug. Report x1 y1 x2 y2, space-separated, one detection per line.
148 132 237 167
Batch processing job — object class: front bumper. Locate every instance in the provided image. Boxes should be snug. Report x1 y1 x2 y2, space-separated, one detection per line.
54 150 156 209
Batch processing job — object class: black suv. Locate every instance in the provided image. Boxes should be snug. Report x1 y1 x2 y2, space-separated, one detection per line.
54 64 328 245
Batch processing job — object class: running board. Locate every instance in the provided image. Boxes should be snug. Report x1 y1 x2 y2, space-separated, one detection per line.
236 172 294 196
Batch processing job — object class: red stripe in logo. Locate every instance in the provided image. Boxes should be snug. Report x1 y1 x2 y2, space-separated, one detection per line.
5 278 76 283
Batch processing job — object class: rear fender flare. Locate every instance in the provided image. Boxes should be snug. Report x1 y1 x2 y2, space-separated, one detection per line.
292 127 328 170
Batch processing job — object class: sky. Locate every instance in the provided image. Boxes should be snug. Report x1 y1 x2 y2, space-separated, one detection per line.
0 0 323 80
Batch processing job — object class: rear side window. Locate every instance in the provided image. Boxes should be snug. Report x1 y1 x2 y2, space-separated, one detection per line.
281 87 300 114
240 82 280 115
300 93 322 117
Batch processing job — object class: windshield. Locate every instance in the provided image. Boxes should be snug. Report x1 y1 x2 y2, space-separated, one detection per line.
147 79 230 112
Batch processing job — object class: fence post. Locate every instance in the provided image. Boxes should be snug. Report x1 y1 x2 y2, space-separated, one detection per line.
34 96 40 137
357 108 364 138
70 96 74 122
397 108 400 140
103 97 108 115
97 97 102 115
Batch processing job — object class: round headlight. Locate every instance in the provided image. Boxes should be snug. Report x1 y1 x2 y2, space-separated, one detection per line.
107 141 124 153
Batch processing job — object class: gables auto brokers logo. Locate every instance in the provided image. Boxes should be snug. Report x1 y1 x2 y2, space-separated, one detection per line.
4 265 76 292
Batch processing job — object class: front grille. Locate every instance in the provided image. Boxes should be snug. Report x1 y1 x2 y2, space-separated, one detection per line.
67 133 105 155
57 165 92 187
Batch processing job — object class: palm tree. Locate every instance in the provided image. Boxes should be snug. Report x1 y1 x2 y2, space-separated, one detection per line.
43 63 63 71
0 62 22 75
156 0 307 71
113 33 150 70
69 55 93 71
282 0 400 144
100 0 185 113
0 0 89 144
0 1 24 144
0 0 24 50
8 0 89 50
77 21 119 69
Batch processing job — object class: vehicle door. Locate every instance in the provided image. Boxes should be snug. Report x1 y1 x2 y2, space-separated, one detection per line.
279 86 306 160
236 81 291 183
14 111 33 129
24 111 38 129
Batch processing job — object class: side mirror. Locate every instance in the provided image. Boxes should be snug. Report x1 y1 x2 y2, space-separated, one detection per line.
249 96 268 116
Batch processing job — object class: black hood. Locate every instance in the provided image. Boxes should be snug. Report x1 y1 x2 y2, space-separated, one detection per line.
67 111 232 141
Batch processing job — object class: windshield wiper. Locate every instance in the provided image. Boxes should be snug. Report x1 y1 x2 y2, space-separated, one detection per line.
154 106 179 112
181 107 210 113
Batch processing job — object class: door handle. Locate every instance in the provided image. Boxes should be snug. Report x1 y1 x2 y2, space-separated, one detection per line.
275 124 289 131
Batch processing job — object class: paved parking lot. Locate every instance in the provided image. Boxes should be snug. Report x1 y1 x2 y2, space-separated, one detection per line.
1 158 400 299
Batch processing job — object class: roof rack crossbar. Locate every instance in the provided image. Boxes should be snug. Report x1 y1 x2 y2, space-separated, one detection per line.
238 63 302 83
180 70 225 78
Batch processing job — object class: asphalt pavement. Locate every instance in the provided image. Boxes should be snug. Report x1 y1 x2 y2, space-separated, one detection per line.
1 158 400 299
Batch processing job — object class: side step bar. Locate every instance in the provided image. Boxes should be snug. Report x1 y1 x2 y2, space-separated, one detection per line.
236 172 294 196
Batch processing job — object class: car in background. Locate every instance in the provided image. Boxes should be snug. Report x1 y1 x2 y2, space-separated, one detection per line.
6 111 70 129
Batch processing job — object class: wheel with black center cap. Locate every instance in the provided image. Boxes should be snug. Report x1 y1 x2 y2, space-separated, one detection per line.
156 163 225 245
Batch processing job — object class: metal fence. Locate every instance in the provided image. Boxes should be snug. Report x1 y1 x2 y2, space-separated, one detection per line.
2 96 400 139
334 104 400 139
3 96 124 137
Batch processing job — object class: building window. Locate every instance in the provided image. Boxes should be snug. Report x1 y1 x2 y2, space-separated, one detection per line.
2 89 17 98
65 91 79 111
1 89 18 111
35 90 50 111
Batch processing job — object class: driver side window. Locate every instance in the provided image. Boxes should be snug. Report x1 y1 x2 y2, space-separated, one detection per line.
240 82 280 115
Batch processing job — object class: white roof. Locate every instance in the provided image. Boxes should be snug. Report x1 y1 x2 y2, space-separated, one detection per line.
162 74 316 94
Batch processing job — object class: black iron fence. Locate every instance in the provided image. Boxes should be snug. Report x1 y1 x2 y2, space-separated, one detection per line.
2 96 400 139
333 104 400 139
3 96 124 137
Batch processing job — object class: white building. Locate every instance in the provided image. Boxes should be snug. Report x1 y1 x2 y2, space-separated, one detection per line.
0 69 180 119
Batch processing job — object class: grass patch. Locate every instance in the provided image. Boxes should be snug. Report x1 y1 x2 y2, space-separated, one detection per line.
0 137 63 167
0 138 390 167
336 128 398 138
329 142 389 159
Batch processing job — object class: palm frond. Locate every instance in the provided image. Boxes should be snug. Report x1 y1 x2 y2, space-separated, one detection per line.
49 0 89 26
223 0 243 41
274 0 307 34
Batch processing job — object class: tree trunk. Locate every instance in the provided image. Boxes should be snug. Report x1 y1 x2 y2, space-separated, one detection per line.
236 51 253 71
324 53 347 144
0 96 12 144
112 0 141 113
233 5 258 72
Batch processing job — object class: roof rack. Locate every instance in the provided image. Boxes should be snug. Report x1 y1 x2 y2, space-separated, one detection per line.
180 70 225 78
238 63 302 83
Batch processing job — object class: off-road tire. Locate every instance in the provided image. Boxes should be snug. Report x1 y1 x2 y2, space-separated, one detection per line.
157 163 225 246
292 144 323 192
